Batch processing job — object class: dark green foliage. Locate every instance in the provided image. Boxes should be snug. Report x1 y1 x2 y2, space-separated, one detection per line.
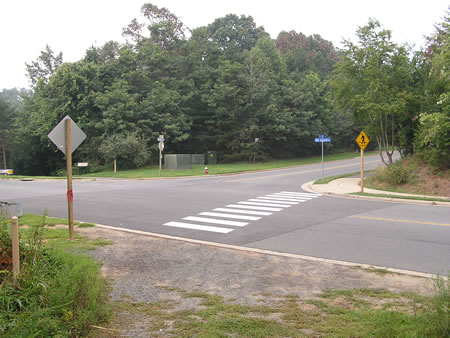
7 5 448 174
415 112 450 169
98 132 151 170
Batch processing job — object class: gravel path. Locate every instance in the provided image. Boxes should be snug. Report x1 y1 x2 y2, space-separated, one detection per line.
77 226 433 335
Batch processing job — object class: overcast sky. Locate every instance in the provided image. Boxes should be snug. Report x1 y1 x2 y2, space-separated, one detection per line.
1 0 448 90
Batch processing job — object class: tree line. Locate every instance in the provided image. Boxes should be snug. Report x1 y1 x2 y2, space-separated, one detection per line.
1 3 448 175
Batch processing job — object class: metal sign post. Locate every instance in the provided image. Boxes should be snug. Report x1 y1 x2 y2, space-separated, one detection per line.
48 116 86 240
314 135 331 178
356 131 370 193
158 135 165 177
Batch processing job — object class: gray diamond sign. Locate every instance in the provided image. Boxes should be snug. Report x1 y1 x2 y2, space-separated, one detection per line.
48 116 86 155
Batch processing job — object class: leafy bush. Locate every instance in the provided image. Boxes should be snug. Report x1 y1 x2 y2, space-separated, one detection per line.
384 162 410 185
415 112 450 169
99 132 151 170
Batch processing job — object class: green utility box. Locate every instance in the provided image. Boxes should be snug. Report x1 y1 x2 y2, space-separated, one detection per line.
164 154 191 170
205 151 218 165
190 154 205 165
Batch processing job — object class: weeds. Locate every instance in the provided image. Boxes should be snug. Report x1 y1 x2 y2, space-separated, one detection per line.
0 213 110 336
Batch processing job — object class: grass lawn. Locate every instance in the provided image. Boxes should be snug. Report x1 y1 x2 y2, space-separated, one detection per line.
82 151 376 179
0 151 377 180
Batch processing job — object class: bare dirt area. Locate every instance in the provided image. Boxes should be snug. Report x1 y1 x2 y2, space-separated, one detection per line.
77 226 434 336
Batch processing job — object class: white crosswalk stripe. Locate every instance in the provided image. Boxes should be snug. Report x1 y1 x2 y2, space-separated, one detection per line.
163 191 321 233
183 216 248 227
164 221 233 233
281 191 321 197
227 204 283 211
253 198 298 204
264 195 309 201
238 201 292 208
199 212 261 221
214 208 272 216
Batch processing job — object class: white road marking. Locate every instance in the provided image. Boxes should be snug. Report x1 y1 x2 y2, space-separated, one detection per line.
183 216 248 227
164 191 321 234
199 212 261 221
164 221 233 233
214 208 273 216
254 197 299 204
238 201 291 208
281 191 321 196
264 195 308 201
227 204 283 211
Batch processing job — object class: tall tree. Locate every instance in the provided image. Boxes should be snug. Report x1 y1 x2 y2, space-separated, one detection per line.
414 8 450 168
331 19 414 165
25 45 63 87
0 97 14 169
123 3 187 50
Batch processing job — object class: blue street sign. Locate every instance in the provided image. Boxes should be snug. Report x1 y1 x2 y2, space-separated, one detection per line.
315 138 331 143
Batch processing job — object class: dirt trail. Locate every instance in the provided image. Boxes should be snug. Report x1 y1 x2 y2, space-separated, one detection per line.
79 226 432 307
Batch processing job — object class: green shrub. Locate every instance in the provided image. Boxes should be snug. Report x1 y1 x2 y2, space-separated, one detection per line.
415 112 450 169
384 162 410 185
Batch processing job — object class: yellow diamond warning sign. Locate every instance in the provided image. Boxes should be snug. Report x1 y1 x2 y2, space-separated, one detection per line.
356 131 370 151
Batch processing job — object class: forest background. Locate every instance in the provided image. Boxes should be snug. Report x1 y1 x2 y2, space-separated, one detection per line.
0 3 448 175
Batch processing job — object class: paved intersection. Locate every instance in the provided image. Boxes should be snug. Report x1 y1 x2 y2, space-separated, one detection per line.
1 155 448 274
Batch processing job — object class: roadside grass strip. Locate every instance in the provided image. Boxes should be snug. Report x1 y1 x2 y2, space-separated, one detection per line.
163 191 321 233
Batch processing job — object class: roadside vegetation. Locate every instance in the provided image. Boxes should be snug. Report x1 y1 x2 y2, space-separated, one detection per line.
106 284 449 336
365 156 450 198
0 213 110 336
1 5 448 178
0 151 375 179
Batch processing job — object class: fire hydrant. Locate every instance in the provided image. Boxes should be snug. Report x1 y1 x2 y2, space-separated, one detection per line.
204 167 208 175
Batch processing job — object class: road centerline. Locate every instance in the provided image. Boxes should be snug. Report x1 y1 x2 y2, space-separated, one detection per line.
350 215 450 227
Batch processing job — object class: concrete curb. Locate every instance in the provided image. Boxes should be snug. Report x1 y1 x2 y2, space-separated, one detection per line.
91 222 436 280
302 181 450 207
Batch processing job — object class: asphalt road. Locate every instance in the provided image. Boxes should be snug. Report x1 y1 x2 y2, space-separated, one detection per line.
1 154 449 274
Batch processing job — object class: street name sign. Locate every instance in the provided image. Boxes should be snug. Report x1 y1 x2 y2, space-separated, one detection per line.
315 137 331 143
314 135 331 178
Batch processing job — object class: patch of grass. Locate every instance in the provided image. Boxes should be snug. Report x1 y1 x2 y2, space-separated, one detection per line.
3 151 376 179
19 213 80 227
83 151 377 178
352 192 450 202
105 285 449 337
77 222 96 228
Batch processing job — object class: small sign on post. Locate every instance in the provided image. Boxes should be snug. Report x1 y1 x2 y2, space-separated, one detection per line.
356 131 370 193
315 135 331 178
48 116 86 240
157 135 165 177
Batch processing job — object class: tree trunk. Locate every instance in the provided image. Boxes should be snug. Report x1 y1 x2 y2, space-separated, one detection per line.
1 137 6 169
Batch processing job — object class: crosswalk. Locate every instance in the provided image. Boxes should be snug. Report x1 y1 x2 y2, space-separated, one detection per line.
163 191 321 234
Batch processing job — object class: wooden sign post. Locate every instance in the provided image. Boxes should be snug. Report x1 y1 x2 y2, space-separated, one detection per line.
65 119 74 240
355 131 370 193
48 116 86 240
